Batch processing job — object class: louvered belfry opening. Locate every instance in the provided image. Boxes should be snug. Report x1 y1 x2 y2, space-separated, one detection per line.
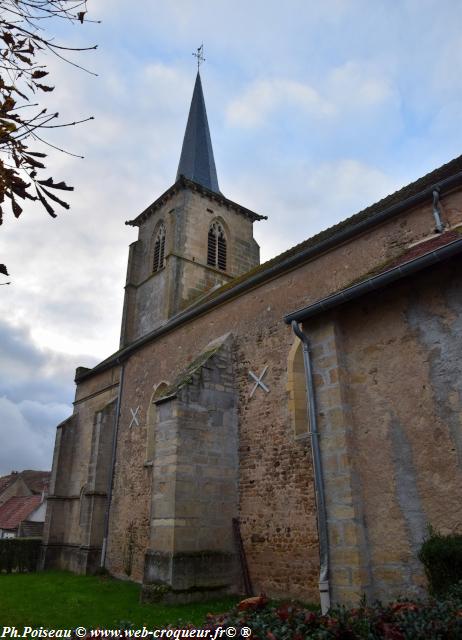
153 223 166 273
207 226 217 266
207 221 227 271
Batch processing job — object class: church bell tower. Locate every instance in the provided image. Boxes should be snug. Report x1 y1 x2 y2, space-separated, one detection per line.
119 68 266 348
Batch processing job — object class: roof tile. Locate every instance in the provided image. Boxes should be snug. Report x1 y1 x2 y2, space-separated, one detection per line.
0 495 42 531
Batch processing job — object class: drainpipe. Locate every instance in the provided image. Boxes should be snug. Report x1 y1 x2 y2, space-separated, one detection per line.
432 187 445 233
101 360 125 568
291 320 331 614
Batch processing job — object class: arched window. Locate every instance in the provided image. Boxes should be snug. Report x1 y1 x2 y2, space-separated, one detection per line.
207 221 227 271
153 223 166 273
287 339 310 437
146 382 169 463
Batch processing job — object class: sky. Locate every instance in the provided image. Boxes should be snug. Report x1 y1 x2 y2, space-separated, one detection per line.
1 0 462 474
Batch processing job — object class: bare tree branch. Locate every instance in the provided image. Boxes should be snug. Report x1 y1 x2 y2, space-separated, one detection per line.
0 0 98 279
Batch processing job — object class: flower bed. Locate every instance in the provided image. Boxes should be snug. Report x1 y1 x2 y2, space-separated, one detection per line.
202 589 462 640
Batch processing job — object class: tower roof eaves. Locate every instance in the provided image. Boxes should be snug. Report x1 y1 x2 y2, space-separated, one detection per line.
125 175 267 227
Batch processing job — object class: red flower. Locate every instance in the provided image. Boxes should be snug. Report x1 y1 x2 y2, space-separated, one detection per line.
276 603 292 620
391 601 418 613
304 612 317 624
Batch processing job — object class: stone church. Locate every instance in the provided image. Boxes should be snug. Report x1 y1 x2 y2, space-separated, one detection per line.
42 70 462 609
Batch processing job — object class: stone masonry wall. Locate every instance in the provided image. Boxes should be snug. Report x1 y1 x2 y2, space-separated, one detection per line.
42 366 119 574
339 258 462 601
121 187 260 345
302 255 462 603
307 318 373 605
71 189 462 603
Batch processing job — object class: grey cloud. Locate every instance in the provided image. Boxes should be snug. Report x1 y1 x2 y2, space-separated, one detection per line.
0 397 59 475
0 319 98 474
0 319 97 400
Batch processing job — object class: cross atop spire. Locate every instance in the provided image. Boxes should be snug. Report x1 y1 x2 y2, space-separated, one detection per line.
176 67 220 194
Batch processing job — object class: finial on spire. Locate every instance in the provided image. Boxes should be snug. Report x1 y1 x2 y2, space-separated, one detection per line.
192 44 205 71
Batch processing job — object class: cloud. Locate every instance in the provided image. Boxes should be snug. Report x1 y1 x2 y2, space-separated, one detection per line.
0 320 87 403
1 56 196 357
226 60 397 131
326 61 395 110
0 319 97 475
226 78 334 128
231 158 396 262
0 397 68 474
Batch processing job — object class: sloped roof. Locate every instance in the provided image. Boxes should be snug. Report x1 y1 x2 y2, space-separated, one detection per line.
77 153 462 383
19 470 50 494
0 470 50 496
155 333 231 402
176 72 220 193
0 495 42 531
0 474 15 495
195 154 462 306
284 228 462 323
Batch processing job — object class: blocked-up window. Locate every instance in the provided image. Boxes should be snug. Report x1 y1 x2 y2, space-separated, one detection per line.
153 223 166 273
146 382 169 463
287 339 310 437
207 221 227 271
79 484 90 528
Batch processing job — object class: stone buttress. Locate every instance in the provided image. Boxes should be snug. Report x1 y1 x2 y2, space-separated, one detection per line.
141 334 240 602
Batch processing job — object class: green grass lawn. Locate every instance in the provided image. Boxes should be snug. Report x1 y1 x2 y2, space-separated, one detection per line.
0 571 238 629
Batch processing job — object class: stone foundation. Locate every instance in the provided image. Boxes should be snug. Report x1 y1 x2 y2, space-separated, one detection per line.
141 549 237 603
40 543 102 575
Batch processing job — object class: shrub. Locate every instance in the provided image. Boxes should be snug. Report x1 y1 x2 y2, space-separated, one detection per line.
418 526 462 597
446 580 462 602
0 537 41 573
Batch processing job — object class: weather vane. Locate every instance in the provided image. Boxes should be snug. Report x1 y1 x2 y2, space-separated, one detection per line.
192 44 205 71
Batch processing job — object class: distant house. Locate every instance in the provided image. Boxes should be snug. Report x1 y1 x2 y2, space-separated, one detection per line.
0 470 50 539
0 470 50 507
0 495 45 538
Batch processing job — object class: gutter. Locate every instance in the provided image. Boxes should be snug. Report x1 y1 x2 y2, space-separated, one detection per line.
78 173 462 383
284 236 462 325
100 360 125 568
291 320 330 614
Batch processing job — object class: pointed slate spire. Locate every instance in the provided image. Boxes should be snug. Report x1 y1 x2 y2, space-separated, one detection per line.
176 72 220 193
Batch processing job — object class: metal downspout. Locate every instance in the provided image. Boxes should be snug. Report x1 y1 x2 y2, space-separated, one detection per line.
100 360 125 568
291 320 331 614
432 188 445 233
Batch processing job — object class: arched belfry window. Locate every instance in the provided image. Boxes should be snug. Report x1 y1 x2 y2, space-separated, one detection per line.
153 223 166 273
207 221 227 271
